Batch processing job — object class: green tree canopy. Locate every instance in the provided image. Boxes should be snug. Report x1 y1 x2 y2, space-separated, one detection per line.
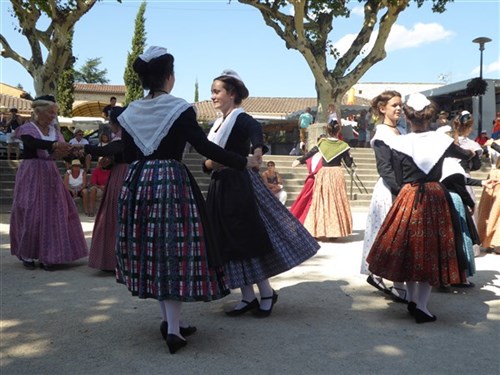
124 1 147 105
56 29 75 116
74 57 109 84
236 0 452 122
0 0 121 97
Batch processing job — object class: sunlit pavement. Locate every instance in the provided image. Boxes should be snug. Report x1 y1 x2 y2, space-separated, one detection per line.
1 208 499 375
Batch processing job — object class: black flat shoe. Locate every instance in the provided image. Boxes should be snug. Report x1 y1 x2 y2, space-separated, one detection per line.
166 334 187 354
254 290 278 318
22 260 36 269
160 321 197 340
407 301 417 316
388 286 408 304
40 263 55 271
451 282 475 288
437 285 451 293
366 275 389 293
225 298 259 316
414 308 437 324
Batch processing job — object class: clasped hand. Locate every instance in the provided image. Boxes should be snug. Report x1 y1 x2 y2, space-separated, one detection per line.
482 178 499 189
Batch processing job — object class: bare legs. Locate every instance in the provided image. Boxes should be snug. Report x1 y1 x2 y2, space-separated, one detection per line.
81 189 90 216
7 143 20 160
86 186 102 216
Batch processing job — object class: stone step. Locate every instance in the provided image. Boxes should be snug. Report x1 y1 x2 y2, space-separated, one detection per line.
0 150 492 208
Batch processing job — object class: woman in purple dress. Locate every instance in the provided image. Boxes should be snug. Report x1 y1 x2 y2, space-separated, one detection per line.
10 95 88 270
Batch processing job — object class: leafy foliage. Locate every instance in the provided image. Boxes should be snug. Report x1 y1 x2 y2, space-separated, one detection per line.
466 77 488 96
194 79 199 103
235 0 452 122
56 29 75 116
1 0 121 96
124 1 147 105
74 57 109 84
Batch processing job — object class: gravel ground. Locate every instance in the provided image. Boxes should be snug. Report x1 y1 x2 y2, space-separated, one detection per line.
1 209 499 375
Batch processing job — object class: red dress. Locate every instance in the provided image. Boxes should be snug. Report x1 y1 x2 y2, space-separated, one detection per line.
290 153 322 223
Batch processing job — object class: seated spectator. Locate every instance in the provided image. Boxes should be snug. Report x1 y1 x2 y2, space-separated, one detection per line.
5 108 23 160
69 128 91 172
261 160 287 205
475 130 490 158
85 156 112 217
98 133 110 147
492 114 500 140
64 159 88 212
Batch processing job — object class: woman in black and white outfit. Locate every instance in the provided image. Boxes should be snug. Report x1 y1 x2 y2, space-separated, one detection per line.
204 69 319 318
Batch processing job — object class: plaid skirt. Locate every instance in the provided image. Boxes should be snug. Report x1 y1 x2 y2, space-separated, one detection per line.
115 160 229 301
221 170 320 289
367 182 465 286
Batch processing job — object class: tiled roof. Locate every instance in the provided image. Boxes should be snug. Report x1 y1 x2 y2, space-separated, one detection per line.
193 96 370 122
194 97 317 122
1 80 371 122
0 94 33 114
74 83 126 95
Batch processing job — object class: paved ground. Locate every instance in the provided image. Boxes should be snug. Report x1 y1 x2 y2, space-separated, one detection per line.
1 208 499 375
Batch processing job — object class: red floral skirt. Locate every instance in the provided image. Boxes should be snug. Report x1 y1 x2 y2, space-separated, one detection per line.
367 182 464 286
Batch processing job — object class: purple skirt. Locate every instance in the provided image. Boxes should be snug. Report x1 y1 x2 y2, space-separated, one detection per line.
10 159 88 264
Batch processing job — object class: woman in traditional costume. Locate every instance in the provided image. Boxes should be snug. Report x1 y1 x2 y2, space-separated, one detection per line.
114 47 258 354
83 107 127 271
360 91 407 303
298 120 353 239
10 96 88 271
367 93 472 323
477 140 500 254
290 134 325 224
205 70 319 318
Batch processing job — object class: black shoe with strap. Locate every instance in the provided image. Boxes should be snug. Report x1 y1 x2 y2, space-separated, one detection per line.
225 298 259 316
366 274 390 293
160 321 197 339
166 334 187 354
254 290 278 318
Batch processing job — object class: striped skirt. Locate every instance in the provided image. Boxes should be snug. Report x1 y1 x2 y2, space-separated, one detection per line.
304 167 353 238
367 182 465 286
115 160 229 301
222 170 320 289
88 163 128 271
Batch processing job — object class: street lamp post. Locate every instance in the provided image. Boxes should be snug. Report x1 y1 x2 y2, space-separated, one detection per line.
472 36 492 136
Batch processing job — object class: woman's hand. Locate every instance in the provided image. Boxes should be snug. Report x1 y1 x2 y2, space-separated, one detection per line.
291 160 300 168
246 155 261 170
253 147 263 165
482 178 499 189
53 142 72 158
205 159 225 171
